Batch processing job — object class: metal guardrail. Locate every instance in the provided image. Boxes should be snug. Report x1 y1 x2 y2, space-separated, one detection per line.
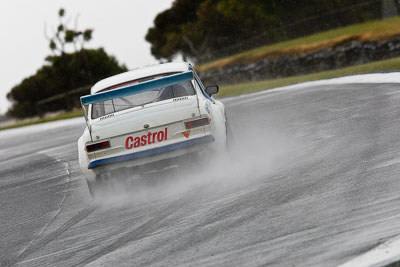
37 85 91 105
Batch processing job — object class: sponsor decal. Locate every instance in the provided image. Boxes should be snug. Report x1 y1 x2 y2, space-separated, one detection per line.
100 113 114 120
182 130 190 139
205 104 211 115
173 96 188 102
125 128 168 149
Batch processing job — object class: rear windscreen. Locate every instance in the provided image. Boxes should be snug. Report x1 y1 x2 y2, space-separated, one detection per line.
91 80 196 119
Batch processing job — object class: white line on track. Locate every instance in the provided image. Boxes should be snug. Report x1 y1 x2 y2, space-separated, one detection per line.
222 72 400 106
37 143 72 155
338 236 400 267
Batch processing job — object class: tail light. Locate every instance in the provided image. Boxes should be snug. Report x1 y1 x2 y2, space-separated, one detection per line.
86 140 110 152
185 117 210 129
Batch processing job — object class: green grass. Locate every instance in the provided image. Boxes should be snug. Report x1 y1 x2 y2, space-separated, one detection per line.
241 17 400 55
217 56 400 97
0 109 83 131
198 17 400 71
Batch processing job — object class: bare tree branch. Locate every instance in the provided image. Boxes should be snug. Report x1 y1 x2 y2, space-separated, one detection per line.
44 8 93 55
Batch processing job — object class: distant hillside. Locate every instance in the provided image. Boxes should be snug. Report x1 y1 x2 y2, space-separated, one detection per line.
196 17 400 72
146 0 383 63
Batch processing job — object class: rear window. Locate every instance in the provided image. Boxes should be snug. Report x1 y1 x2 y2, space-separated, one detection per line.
91 80 195 119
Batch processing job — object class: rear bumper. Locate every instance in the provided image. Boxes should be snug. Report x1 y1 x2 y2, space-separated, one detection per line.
88 135 214 169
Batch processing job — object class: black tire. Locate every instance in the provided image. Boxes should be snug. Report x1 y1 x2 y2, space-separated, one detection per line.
86 179 102 199
225 117 234 149
86 173 112 200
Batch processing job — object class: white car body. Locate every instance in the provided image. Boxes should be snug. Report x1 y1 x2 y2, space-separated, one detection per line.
77 62 227 197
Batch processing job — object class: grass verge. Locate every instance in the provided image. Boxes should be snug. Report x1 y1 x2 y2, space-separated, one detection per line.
0 109 83 131
197 17 400 72
217 56 400 97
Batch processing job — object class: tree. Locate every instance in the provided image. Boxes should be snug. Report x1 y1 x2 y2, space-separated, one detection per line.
145 0 203 61
145 0 382 62
6 9 127 118
393 0 400 14
45 8 93 54
194 0 279 58
7 48 127 118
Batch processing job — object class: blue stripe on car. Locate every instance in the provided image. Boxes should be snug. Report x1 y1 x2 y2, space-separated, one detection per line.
88 135 214 169
81 71 194 105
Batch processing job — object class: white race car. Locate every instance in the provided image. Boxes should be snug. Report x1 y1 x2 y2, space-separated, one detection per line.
78 62 228 198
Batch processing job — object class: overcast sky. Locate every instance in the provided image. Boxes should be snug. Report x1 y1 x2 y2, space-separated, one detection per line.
0 0 174 114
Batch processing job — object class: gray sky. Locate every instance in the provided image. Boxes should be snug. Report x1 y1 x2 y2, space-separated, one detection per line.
0 0 174 114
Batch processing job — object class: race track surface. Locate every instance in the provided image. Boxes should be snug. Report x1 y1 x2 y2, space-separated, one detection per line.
1 82 400 266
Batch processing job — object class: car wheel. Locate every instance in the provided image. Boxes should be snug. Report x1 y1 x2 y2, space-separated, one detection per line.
87 179 102 199
86 173 112 199
225 118 234 149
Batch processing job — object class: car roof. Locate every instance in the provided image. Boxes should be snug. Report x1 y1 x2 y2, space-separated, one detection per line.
91 62 191 94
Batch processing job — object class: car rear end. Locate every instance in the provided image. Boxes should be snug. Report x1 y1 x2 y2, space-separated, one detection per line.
80 71 215 180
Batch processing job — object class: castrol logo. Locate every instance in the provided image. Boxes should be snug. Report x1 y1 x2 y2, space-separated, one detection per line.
125 128 167 149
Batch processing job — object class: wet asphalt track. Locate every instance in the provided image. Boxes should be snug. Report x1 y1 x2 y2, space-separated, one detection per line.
1 83 400 266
